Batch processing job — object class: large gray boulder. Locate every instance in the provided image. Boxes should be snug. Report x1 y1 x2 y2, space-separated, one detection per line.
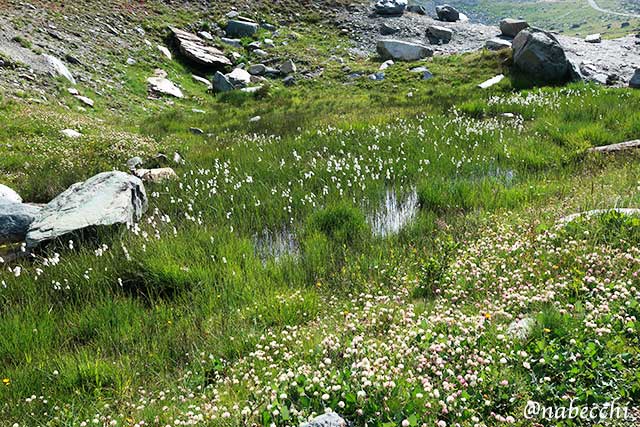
512 30 571 83
500 19 529 38
170 27 231 68
0 184 22 203
0 201 41 244
26 172 148 247
630 69 640 88
374 0 407 15
302 413 347 427
376 39 433 61
226 20 259 38
436 5 459 22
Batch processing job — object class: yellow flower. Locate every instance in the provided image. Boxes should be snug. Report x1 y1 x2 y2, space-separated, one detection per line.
544 328 551 333
484 313 492 320
2 378 10 386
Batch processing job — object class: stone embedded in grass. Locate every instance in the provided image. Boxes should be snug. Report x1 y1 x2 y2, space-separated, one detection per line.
500 18 529 38
0 200 41 244
157 45 172 60
213 71 234 92
376 39 433 61
0 184 22 203
60 129 82 138
280 59 297 75
478 74 505 89
147 69 183 98
75 95 94 107
225 20 259 38
134 167 178 184
302 413 347 427
191 74 212 90
26 171 148 247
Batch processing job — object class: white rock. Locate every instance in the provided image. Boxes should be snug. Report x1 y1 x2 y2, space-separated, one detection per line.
478 74 505 89
60 129 82 138
43 54 75 84
0 184 22 203
379 60 394 70
157 45 172 60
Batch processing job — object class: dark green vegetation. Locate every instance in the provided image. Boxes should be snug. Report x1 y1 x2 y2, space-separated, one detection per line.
1 3 640 426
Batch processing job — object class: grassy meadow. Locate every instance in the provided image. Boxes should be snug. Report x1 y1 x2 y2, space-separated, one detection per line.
1 13 640 427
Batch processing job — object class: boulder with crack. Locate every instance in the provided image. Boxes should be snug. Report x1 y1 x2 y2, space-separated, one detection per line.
170 27 231 68
26 171 148 247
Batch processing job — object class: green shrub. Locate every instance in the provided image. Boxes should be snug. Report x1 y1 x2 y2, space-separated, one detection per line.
307 203 368 246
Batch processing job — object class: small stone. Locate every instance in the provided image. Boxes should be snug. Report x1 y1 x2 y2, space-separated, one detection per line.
75 95 94 107
61 129 82 138
126 156 144 171
157 45 172 60
135 168 178 184
249 115 261 122
213 71 234 92
280 59 297 75
585 33 601 43
379 60 394 70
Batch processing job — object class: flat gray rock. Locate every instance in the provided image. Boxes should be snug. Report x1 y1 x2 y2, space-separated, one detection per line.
0 200 41 244
376 39 432 61
170 27 231 68
26 171 148 247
